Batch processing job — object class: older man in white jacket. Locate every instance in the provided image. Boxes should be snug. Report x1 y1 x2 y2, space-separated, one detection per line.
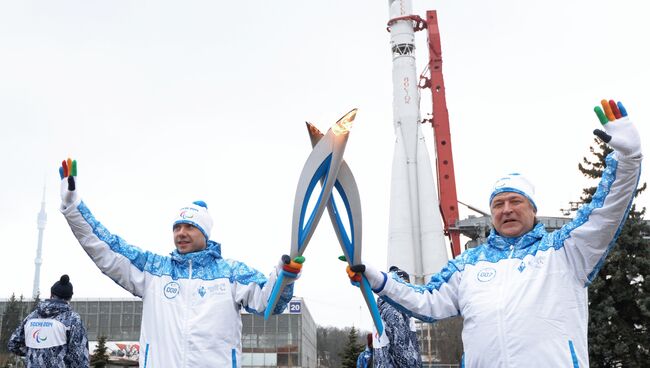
58 162 303 368
348 99 642 367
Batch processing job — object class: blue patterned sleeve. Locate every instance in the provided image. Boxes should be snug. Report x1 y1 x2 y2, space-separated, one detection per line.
379 260 462 323
274 282 294 315
62 201 154 297
231 260 293 315
552 152 642 285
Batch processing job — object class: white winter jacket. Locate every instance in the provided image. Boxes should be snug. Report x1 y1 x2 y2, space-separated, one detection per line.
376 152 642 367
61 201 294 368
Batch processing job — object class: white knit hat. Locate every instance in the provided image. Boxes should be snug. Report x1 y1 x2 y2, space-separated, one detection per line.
173 200 213 240
489 173 537 211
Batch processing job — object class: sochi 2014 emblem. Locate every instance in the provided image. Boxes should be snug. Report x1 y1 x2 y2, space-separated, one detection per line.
164 281 180 299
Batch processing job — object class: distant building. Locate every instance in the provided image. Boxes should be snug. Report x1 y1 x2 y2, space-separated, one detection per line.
241 298 317 367
1 296 316 368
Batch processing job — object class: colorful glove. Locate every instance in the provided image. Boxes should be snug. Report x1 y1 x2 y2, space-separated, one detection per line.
59 158 78 209
280 255 305 280
340 255 385 290
593 99 642 158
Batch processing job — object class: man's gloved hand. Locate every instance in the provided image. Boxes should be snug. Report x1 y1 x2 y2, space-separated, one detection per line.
339 256 385 290
59 158 78 209
280 255 305 280
593 99 642 159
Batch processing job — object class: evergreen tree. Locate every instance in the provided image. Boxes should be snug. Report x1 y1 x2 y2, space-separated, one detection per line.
570 140 650 367
32 291 41 310
30 292 41 314
0 294 23 353
318 325 370 367
339 326 364 368
0 294 24 367
90 335 110 368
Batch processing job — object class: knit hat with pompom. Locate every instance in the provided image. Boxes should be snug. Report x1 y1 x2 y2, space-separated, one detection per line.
173 200 213 241
51 274 73 300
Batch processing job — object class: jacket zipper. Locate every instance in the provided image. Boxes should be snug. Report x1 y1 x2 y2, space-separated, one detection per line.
497 244 515 367
181 259 193 367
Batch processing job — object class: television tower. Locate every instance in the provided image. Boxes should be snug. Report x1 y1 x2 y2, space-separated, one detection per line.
33 185 47 299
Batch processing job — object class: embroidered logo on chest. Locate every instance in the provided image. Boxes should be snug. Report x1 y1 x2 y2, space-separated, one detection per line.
163 281 180 299
518 262 526 273
529 256 545 268
199 281 228 298
519 256 546 273
477 267 497 282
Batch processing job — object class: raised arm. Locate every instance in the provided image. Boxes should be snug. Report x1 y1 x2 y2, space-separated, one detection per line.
59 158 156 297
556 99 642 285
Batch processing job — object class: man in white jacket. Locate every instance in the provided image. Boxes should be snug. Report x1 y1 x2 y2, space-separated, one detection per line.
58 160 304 368
347 99 642 367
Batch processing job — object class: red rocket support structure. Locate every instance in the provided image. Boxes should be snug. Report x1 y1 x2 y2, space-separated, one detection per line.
422 10 462 257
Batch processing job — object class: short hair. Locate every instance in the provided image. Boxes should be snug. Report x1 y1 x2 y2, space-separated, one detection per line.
388 266 410 283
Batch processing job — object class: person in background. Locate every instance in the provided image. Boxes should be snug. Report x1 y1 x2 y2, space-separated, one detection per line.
373 266 422 368
8 274 89 368
357 333 374 368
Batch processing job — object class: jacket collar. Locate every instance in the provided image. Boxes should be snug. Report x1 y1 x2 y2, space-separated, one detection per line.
487 222 546 250
170 240 222 266
38 299 71 317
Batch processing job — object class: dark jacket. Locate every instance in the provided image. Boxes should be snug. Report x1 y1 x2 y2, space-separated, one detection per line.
374 297 422 367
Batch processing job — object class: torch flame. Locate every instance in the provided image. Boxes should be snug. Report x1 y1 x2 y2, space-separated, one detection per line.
306 122 323 137
332 108 357 136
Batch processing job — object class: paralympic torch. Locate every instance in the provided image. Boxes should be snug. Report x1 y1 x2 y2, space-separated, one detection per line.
306 123 384 335
264 109 357 320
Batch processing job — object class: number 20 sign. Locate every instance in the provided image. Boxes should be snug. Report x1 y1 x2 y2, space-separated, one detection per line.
289 301 301 314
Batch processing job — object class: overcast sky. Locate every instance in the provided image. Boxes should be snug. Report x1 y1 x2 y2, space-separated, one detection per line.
1 1 649 331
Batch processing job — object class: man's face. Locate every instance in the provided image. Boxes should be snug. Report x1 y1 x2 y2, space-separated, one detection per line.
173 223 207 254
490 192 536 238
